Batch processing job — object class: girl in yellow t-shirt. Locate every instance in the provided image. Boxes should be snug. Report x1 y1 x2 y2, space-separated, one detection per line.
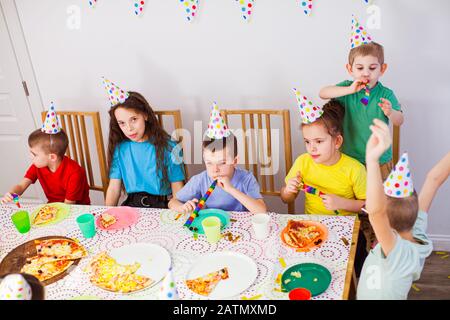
281 99 366 215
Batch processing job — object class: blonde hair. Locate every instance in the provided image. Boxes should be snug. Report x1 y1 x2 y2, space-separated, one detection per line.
348 42 385 65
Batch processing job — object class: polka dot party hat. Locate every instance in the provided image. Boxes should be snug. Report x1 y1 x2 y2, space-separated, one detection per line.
133 1 146 16
41 102 62 134
300 0 313 16
205 102 231 139
180 0 199 22
293 88 324 124
0 274 32 300
159 268 178 300
384 153 414 198
88 0 97 8
235 0 255 21
350 14 373 49
102 77 130 108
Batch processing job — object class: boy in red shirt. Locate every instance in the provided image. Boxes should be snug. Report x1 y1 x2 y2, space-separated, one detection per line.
1 103 90 205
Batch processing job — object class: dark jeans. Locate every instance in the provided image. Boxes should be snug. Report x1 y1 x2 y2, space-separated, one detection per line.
121 192 169 209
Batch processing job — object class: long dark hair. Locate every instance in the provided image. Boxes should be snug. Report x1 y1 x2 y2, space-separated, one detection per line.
107 91 172 190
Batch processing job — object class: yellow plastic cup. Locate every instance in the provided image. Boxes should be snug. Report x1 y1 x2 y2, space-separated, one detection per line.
201 216 221 244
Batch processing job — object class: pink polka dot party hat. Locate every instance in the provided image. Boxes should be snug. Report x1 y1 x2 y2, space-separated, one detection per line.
293 88 324 124
205 102 231 139
351 14 373 49
384 152 414 198
102 77 130 107
41 102 62 134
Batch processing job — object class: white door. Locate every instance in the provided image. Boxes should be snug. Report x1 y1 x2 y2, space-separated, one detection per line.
0 3 42 202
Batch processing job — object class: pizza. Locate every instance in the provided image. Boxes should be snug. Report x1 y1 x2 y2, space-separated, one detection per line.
20 238 87 282
33 205 58 225
100 213 117 228
35 238 88 260
185 267 229 296
282 220 325 249
86 252 153 293
21 256 75 282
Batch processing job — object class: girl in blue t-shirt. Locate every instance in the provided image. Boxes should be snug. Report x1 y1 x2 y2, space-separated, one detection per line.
105 91 185 208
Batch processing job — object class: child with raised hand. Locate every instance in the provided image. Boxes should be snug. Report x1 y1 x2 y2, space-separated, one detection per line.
169 102 266 214
103 78 185 208
1 103 90 205
281 90 366 215
358 119 449 299
319 15 404 179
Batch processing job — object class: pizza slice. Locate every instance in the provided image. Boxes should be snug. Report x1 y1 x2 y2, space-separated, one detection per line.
33 205 58 225
284 220 323 248
87 252 152 293
185 267 229 296
35 238 88 260
100 213 117 228
21 256 75 282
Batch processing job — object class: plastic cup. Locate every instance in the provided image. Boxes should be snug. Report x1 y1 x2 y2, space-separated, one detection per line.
251 213 270 240
11 210 31 233
289 288 312 300
201 216 221 244
76 213 96 238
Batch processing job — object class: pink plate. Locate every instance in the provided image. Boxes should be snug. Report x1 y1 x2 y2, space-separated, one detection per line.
95 207 140 231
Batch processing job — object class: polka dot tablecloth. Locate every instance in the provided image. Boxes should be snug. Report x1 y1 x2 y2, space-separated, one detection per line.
0 204 357 300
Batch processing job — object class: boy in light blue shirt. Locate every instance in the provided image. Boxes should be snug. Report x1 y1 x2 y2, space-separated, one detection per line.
169 102 266 214
169 134 267 213
358 119 449 299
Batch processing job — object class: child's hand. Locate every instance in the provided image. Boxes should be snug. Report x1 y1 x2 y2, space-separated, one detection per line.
349 79 369 94
320 194 344 211
217 176 234 193
378 98 392 117
0 193 13 205
181 198 198 213
366 119 392 163
285 172 302 194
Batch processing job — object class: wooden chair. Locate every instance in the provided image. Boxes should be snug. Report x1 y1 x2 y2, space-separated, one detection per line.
41 111 108 197
220 109 294 213
393 125 400 164
154 110 189 179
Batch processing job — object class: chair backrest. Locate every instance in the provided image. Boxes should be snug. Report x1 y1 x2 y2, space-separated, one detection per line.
41 111 108 197
392 125 400 165
220 109 294 213
154 110 189 179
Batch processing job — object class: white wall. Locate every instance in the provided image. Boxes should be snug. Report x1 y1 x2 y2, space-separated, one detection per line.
12 0 450 247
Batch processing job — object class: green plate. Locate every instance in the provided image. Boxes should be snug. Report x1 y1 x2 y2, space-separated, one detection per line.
31 202 71 227
188 209 230 234
281 263 332 296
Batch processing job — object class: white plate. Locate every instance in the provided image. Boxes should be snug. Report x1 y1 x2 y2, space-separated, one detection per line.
109 243 171 288
186 251 258 299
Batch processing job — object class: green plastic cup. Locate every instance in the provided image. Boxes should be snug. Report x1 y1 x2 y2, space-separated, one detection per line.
11 210 31 233
202 216 221 244
76 213 96 238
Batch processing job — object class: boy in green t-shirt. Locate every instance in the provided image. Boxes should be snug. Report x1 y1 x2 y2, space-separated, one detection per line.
319 16 404 257
319 16 404 178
